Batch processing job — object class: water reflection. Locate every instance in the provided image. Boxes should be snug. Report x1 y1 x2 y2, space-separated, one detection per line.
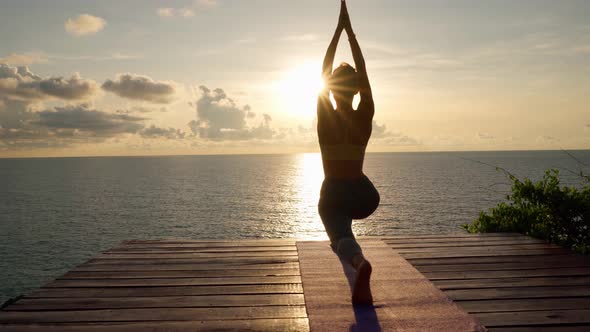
293 153 328 240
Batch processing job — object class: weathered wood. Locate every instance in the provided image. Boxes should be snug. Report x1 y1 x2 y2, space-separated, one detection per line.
408 254 583 266
124 239 297 245
8 294 306 311
474 309 590 327
434 276 590 290
65 269 301 279
395 244 561 253
28 284 304 298
446 286 590 301
0 319 311 332
381 233 523 240
387 239 547 248
85 257 300 265
47 276 302 288
416 260 590 272
97 251 297 260
73 262 300 272
385 237 531 245
402 248 569 259
458 297 590 313
487 327 590 332
0 306 308 323
3 234 590 331
424 267 590 280
107 246 297 252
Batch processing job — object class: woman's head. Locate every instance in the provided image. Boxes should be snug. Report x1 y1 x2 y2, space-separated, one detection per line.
329 62 359 103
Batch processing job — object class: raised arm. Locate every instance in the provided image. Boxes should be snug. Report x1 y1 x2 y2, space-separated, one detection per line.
322 7 346 83
342 1 373 113
319 0 345 119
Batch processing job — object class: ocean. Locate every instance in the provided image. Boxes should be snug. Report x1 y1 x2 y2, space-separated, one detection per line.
1 150 589 303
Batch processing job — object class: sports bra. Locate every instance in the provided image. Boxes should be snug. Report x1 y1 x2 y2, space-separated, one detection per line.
320 144 367 161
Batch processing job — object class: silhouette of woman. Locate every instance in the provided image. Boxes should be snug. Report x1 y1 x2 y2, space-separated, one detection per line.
317 0 379 305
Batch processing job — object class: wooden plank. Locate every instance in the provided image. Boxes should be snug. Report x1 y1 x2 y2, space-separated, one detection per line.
28 284 304 298
65 269 300 279
408 254 584 266
108 246 297 252
124 240 297 246
115 244 299 250
434 276 590 290
402 248 569 259
8 294 306 311
387 239 546 246
424 267 590 280
47 276 302 288
474 309 590 327
384 237 540 245
85 257 300 265
97 252 299 259
381 233 523 240
415 261 590 273
394 244 560 253
447 286 590 301
389 241 549 249
0 306 308 323
73 262 300 272
488 327 590 332
458 297 590 313
398 247 565 256
0 319 310 332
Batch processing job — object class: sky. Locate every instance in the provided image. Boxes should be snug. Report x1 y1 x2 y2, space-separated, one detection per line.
0 0 589 157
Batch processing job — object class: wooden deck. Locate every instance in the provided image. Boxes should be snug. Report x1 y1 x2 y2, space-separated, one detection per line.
386 233 590 331
1 233 589 331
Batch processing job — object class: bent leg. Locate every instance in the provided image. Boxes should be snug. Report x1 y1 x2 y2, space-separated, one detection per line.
318 202 359 256
350 175 380 220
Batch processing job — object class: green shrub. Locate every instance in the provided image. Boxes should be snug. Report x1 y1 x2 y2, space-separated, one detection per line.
463 169 590 254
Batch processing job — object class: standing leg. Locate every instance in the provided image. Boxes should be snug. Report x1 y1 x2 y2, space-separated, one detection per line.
318 179 373 305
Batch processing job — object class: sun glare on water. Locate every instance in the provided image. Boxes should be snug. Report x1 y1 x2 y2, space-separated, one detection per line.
275 61 324 119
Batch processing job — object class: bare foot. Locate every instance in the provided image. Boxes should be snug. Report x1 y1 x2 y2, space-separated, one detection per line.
352 257 373 305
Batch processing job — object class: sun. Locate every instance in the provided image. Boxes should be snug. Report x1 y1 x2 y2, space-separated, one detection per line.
274 61 325 119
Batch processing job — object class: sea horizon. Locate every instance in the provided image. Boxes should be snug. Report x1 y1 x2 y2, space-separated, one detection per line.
2 148 589 160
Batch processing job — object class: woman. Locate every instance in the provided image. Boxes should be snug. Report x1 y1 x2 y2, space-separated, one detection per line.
317 0 379 305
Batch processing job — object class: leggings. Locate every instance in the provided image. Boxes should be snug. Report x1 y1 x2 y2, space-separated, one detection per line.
318 175 380 263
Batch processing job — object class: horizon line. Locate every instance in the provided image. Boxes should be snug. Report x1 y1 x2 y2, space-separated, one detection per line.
1 148 588 160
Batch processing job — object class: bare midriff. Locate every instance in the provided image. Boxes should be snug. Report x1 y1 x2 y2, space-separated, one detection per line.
323 159 364 179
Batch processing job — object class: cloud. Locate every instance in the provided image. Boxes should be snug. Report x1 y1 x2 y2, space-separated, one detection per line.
140 125 186 139
35 104 145 136
368 121 421 146
196 0 217 8
0 99 36 130
0 64 98 102
117 106 168 114
156 8 175 17
157 0 216 18
156 7 194 18
379 134 421 146
188 86 275 141
1 103 147 149
371 121 389 138
102 74 176 104
478 132 496 140
56 53 142 61
65 14 106 36
0 52 49 66
536 135 560 143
